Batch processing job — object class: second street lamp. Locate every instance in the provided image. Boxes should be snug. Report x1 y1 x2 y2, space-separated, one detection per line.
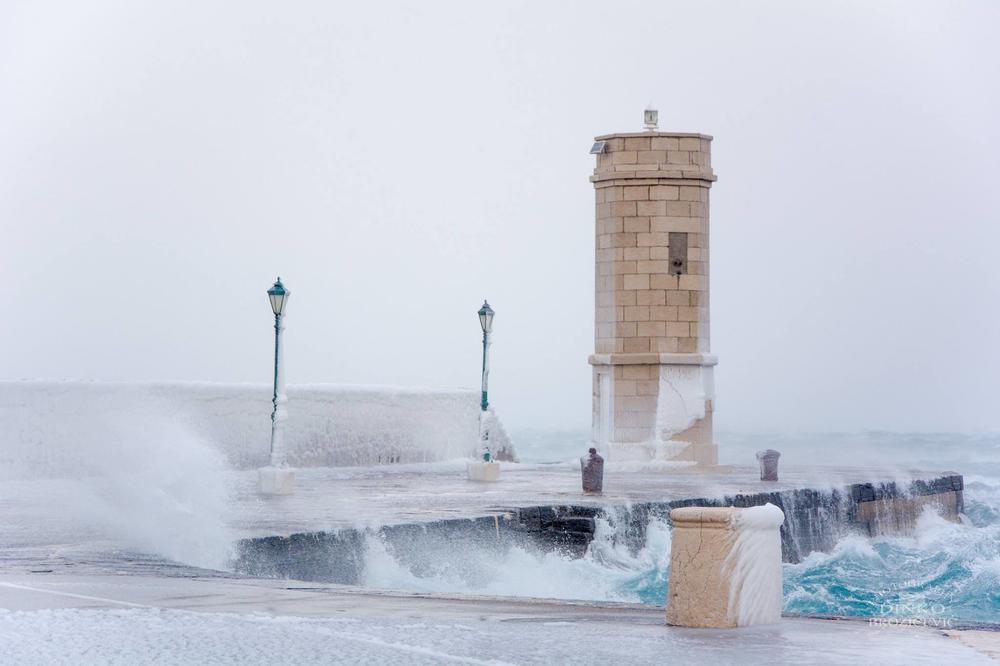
259 276 295 495
477 300 495 462
267 277 289 467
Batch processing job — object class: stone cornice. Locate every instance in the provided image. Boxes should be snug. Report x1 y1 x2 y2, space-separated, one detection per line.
590 168 717 183
588 353 719 367
594 131 714 141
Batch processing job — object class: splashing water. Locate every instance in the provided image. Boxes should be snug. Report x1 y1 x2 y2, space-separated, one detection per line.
80 416 234 570
5 398 999 627
355 475 1000 625
784 482 1000 623
362 510 672 604
2 408 234 571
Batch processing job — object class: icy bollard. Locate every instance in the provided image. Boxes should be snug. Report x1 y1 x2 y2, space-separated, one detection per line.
756 449 781 481
258 466 295 495
666 503 785 628
581 448 604 494
467 461 500 482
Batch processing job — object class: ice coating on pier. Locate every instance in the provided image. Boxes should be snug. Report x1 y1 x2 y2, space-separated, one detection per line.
725 503 786 627
650 364 713 459
0 380 504 474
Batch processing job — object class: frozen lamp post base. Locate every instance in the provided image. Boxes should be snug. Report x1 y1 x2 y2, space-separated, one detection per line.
258 383 294 495
258 466 295 494
466 460 500 481
468 413 500 481
259 277 295 496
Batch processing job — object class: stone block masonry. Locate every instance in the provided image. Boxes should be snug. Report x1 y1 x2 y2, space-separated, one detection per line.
234 473 964 584
590 129 718 464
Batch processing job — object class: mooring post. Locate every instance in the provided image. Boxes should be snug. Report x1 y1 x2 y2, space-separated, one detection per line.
581 447 604 494
756 449 781 481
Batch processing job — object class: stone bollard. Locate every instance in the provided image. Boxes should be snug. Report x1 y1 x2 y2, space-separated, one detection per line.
756 449 781 481
666 504 785 628
258 466 295 495
581 447 604 494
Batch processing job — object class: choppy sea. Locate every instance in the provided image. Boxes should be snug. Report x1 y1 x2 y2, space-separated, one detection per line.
366 430 1000 625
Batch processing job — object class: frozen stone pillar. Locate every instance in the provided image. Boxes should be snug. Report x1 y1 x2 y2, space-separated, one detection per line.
589 121 718 464
666 505 785 628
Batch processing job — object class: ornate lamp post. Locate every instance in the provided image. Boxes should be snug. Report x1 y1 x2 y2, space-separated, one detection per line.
259 277 295 494
267 278 289 465
467 300 501 480
477 301 494 460
478 300 494 411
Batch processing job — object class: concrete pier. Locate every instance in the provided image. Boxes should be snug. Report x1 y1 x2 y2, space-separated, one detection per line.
1 572 995 665
228 466 963 583
0 462 983 664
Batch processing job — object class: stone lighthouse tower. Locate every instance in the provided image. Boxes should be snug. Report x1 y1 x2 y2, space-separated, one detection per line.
589 110 718 465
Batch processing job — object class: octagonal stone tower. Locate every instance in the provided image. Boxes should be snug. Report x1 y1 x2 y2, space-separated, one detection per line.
589 117 718 465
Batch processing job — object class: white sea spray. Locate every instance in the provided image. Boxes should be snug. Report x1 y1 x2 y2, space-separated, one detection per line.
0 379 485 472
724 503 785 627
360 510 672 603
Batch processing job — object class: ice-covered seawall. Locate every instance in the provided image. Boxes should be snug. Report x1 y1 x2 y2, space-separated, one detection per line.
0 380 487 475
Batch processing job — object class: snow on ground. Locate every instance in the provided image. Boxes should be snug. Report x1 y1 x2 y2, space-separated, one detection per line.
0 573 994 666
0 606 992 666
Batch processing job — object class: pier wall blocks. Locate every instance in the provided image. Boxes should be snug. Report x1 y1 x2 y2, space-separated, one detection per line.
506 475 965 566
232 475 966 586
590 132 718 463
853 475 964 536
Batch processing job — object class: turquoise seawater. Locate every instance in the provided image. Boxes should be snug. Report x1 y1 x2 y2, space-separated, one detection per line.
781 479 1000 624
511 430 1000 625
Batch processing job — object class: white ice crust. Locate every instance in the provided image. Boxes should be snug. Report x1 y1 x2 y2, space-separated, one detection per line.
0 380 487 473
649 364 713 458
725 502 786 627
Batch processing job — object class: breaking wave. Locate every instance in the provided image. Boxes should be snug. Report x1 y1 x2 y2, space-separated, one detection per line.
784 480 1000 623
362 510 672 604
357 481 1000 624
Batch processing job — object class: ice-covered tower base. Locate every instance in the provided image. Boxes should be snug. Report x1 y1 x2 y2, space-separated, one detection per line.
589 124 718 465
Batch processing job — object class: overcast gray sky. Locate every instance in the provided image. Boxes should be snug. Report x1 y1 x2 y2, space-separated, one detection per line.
1 0 998 433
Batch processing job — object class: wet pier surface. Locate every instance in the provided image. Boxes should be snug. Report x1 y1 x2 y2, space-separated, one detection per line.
226 462 962 583
227 461 961 538
1 571 997 665
0 461 961 575
0 462 991 664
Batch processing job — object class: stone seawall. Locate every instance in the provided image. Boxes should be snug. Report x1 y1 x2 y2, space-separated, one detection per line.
233 473 964 583
507 474 963 563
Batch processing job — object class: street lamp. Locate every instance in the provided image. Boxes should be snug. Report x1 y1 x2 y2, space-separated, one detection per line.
259 277 294 495
478 300 494 412
468 299 501 479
